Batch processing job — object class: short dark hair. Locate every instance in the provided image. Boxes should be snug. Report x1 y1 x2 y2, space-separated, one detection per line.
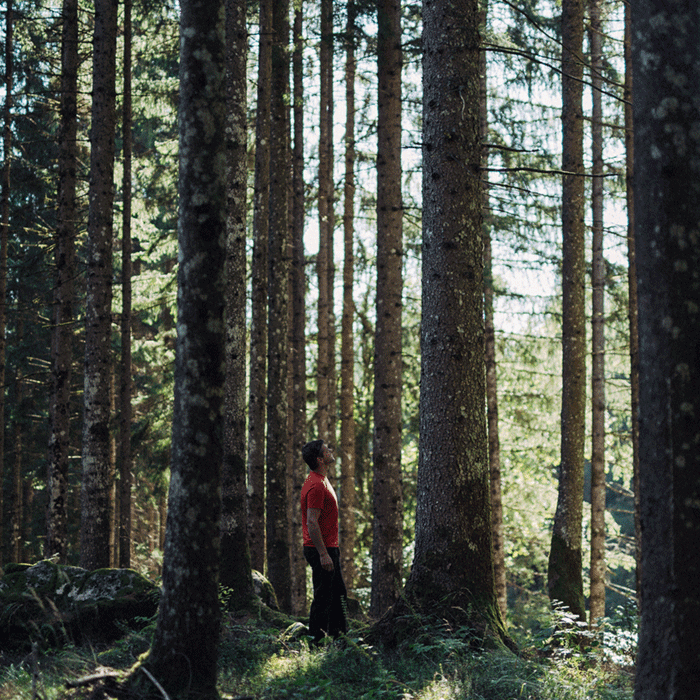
302 439 325 470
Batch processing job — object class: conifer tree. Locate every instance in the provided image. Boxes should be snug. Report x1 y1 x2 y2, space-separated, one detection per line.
81 0 118 571
547 0 586 622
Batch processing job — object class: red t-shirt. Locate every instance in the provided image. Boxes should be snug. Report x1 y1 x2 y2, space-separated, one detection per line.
301 470 339 548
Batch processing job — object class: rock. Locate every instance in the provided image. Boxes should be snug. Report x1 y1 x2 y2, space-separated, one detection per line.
0 560 160 651
252 569 279 610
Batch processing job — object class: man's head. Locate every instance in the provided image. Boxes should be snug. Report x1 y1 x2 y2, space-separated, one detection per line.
302 439 326 470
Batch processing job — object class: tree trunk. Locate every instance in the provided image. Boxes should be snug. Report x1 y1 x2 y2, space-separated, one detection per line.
81 0 118 571
221 0 255 607
247 0 272 574
119 0 133 571
339 0 358 594
588 0 605 627
316 0 335 445
47 0 78 565
480 0 506 622
371 0 404 619
266 0 292 612
547 0 586 622
632 2 700 696
11 352 24 563
371 0 507 646
0 0 12 568
141 0 227 694
290 0 308 616
624 0 641 612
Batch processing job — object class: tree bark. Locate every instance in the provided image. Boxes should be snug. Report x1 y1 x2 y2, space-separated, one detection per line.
247 0 272 574
547 0 586 622
371 0 507 647
81 0 118 571
266 0 292 612
0 0 12 568
290 0 308 616
221 0 255 607
316 0 335 445
340 0 358 594
371 0 404 619
142 0 227 694
480 0 506 622
624 0 641 613
588 0 606 627
119 0 133 571
632 2 700 696
47 0 78 564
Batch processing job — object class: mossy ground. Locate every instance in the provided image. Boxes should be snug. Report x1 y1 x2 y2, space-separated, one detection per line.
0 596 635 700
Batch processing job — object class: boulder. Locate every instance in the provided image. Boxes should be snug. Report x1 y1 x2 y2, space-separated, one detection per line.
252 569 279 610
0 560 160 651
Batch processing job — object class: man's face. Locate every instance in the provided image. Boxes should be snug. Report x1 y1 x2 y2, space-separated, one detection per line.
319 444 335 470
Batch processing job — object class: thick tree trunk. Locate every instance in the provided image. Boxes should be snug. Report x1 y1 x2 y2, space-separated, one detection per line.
221 0 255 607
371 0 404 619
290 0 308 616
80 0 118 571
588 0 606 627
119 0 133 571
266 0 292 612
371 0 507 647
142 0 227 695
339 0 358 594
632 2 700 696
247 0 272 574
547 0 586 622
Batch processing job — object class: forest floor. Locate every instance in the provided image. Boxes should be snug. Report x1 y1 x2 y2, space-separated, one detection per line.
0 596 636 700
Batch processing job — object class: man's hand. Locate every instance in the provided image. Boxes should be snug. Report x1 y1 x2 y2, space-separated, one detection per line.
319 551 334 572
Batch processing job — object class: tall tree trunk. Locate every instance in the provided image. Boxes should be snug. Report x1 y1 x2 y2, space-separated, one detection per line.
588 0 606 627
80 0 118 571
372 0 507 645
0 0 13 568
248 0 272 574
316 0 335 444
624 0 641 612
480 0 506 621
119 0 133 570
140 0 227 694
547 0 586 622
290 0 308 616
339 0 357 594
221 0 255 607
266 0 292 612
46 0 78 562
632 2 700 695
371 0 404 619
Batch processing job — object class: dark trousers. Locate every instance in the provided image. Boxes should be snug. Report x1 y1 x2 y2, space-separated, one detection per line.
304 546 348 643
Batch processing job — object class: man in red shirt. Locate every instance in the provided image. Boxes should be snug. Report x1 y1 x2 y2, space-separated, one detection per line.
301 439 348 645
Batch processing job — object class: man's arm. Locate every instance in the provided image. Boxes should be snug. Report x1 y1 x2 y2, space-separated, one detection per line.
307 508 333 571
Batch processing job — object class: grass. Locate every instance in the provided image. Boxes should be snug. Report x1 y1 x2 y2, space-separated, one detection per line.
0 600 635 700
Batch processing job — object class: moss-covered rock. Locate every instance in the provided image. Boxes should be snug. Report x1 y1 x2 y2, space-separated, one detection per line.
0 560 160 651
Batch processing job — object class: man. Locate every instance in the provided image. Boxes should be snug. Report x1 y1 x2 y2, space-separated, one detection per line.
301 439 348 645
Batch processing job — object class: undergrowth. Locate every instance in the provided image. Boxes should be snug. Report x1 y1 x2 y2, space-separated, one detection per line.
0 600 635 700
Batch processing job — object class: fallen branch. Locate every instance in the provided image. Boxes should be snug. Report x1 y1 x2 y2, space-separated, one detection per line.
65 669 121 689
139 666 171 700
